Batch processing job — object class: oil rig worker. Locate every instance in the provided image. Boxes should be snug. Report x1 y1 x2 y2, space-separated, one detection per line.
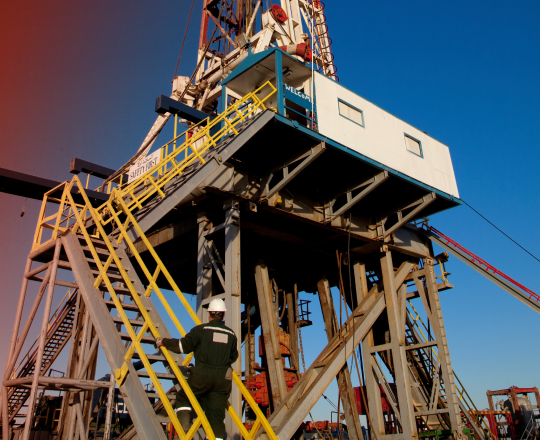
155 298 238 440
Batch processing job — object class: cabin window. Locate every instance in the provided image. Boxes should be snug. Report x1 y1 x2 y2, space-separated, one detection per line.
404 134 423 157
338 99 364 127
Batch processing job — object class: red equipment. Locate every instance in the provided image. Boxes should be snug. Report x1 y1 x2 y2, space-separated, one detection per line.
245 370 299 408
270 5 287 23
469 410 516 440
278 44 313 61
354 384 397 415
487 386 540 439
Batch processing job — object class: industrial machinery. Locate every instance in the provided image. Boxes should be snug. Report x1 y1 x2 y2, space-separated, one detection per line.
466 387 540 440
486 387 540 439
1 2 539 440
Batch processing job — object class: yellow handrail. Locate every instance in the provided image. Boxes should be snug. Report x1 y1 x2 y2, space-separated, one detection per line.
32 81 276 252
63 180 210 440
102 81 275 204
31 81 279 440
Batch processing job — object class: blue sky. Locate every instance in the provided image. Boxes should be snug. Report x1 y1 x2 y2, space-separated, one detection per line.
1 0 539 424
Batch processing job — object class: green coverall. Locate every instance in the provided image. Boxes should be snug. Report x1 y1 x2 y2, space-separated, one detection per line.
162 319 238 440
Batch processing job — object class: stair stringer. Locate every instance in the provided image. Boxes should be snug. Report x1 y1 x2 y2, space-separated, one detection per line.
403 305 488 439
6 295 77 424
404 326 452 431
61 232 167 440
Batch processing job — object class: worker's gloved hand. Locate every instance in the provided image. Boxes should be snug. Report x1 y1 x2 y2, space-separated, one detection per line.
155 337 182 354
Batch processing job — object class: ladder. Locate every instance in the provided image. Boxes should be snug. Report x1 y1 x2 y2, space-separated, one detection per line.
27 81 278 440
6 291 77 426
519 413 538 440
406 301 496 440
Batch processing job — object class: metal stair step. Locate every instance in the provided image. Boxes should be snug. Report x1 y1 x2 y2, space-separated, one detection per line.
108 284 139 295
86 257 118 270
90 269 125 282
118 333 155 344
137 371 176 380
112 316 147 327
145 392 177 399
78 235 109 248
99 284 140 296
103 300 146 312
81 245 110 257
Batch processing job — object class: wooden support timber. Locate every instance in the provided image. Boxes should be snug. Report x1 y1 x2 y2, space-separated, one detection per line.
224 200 242 440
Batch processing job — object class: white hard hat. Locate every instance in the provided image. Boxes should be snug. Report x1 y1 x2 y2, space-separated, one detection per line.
208 298 226 312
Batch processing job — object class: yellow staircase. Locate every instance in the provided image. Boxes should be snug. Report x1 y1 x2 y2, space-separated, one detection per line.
30 82 278 440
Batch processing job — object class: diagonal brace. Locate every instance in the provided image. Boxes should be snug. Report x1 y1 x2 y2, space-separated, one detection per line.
327 170 389 222
384 192 436 238
204 240 226 291
264 289 386 440
260 142 325 201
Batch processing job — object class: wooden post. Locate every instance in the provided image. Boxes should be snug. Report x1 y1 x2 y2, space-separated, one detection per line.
1 256 33 439
285 290 299 371
103 373 116 440
422 260 464 438
224 201 241 440
196 213 212 322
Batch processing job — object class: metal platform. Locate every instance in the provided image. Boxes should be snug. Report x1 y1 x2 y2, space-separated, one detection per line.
129 109 461 300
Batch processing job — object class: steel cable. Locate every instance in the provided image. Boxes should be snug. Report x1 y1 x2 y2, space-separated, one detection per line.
173 0 196 79
461 198 540 264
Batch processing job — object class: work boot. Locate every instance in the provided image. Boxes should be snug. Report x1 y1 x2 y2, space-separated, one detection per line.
178 410 192 433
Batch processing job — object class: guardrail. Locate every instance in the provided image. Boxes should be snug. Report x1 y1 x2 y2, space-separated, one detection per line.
32 81 276 251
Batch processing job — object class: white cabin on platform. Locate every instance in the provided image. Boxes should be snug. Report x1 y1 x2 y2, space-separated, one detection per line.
223 48 459 200
313 72 459 198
